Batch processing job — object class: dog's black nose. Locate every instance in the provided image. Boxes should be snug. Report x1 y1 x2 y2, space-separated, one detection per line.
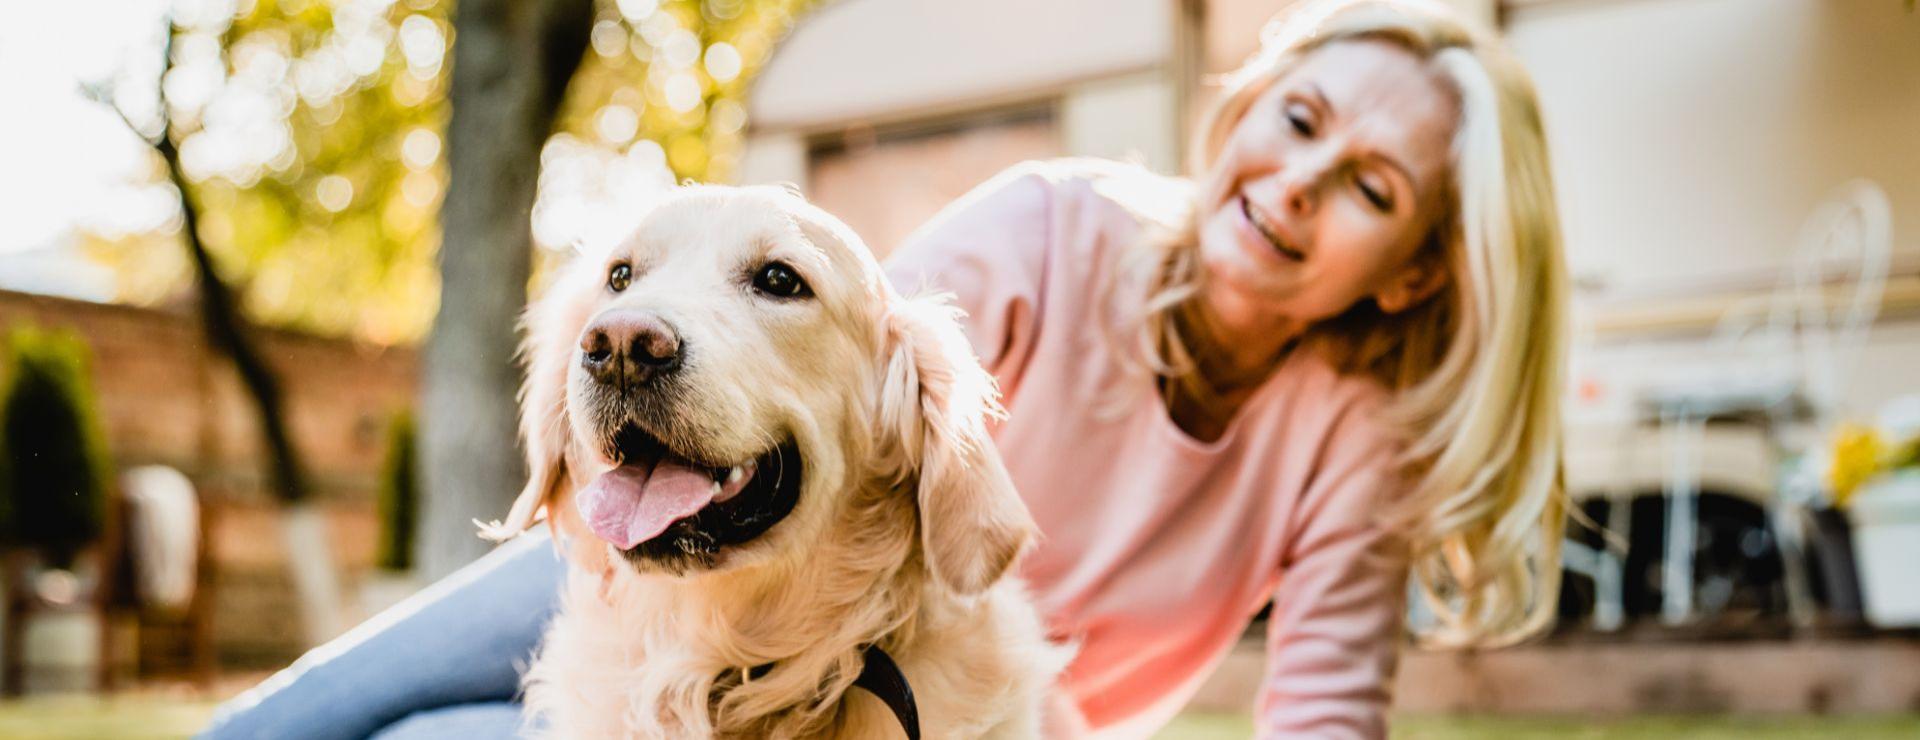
580 310 683 389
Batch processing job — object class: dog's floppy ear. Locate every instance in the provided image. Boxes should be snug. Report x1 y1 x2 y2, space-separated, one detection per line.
879 293 1038 595
478 276 580 542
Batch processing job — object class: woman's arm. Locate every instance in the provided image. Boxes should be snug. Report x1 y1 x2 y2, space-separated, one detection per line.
198 530 564 740
1258 395 1411 739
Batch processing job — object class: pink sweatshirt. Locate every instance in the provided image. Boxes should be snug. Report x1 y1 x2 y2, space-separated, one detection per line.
884 160 1410 739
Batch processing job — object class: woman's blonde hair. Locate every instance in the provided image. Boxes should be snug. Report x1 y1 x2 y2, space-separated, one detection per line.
1117 0 1569 647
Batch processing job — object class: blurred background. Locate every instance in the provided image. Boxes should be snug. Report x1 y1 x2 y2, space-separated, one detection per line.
0 0 1916 737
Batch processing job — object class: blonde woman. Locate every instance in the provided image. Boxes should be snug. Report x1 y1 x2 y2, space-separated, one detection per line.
203 0 1567 737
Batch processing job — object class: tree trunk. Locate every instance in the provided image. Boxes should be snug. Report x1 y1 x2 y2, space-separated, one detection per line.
141 66 347 642
420 0 589 580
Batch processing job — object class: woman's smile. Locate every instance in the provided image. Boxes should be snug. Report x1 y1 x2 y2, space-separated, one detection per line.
1238 192 1308 263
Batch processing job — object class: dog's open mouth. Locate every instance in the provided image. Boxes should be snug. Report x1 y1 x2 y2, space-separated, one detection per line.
577 423 802 568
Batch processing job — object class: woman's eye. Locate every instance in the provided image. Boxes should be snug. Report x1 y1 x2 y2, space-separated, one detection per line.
1284 102 1314 137
608 263 632 292
1356 176 1393 212
751 262 812 299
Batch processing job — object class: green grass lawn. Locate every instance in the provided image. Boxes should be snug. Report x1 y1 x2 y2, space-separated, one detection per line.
0 695 217 740
0 696 1914 739
1162 712 1920 739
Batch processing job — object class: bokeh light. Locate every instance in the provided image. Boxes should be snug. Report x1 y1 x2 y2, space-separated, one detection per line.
705 42 743 83
595 104 641 145
401 127 441 170
617 0 661 23
531 134 676 254
315 174 353 213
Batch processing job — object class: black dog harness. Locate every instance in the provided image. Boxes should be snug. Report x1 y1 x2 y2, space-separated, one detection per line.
851 645 920 740
744 645 919 739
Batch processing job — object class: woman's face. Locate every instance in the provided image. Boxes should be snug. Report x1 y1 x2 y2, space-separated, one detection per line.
1198 39 1459 327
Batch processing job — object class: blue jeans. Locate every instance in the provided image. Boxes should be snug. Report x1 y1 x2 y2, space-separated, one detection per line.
198 531 564 740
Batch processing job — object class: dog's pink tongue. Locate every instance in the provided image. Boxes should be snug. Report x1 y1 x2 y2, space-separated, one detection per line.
576 459 717 549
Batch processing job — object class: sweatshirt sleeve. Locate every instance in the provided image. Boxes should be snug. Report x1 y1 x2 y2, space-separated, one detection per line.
1257 393 1411 739
882 162 1055 384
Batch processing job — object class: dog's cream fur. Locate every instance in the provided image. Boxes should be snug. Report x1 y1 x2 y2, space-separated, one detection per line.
487 186 1067 738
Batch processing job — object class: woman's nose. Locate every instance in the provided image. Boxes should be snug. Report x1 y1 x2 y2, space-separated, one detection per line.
1279 168 1319 218
1278 150 1332 218
1282 176 1315 217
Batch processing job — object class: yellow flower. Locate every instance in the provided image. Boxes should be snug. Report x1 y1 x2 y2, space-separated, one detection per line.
1894 435 1920 470
1830 423 1887 508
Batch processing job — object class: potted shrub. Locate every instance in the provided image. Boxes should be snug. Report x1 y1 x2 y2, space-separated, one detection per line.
1829 411 1920 628
1 328 112 569
0 327 114 694
358 410 422 618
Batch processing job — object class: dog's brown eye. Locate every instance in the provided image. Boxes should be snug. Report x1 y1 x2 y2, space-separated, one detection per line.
751 262 810 299
608 263 632 292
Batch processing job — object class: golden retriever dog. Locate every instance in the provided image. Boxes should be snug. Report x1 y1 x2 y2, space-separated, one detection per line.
482 185 1067 738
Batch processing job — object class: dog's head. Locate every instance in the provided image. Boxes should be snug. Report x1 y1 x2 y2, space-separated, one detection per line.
488 185 1035 594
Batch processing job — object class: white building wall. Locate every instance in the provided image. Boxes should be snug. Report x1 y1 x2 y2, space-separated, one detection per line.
735 132 808 187
748 0 1176 133
1507 0 1920 294
1061 71 1184 175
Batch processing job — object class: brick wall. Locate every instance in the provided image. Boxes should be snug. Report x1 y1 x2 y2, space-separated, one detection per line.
808 112 1062 258
0 290 418 667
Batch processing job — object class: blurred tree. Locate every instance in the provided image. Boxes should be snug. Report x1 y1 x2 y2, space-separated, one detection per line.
0 328 113 570
555 0 818 184
87 0 451 344
81 0 819 580
416 0 593 580
88 6 384 643
84 0 815 343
